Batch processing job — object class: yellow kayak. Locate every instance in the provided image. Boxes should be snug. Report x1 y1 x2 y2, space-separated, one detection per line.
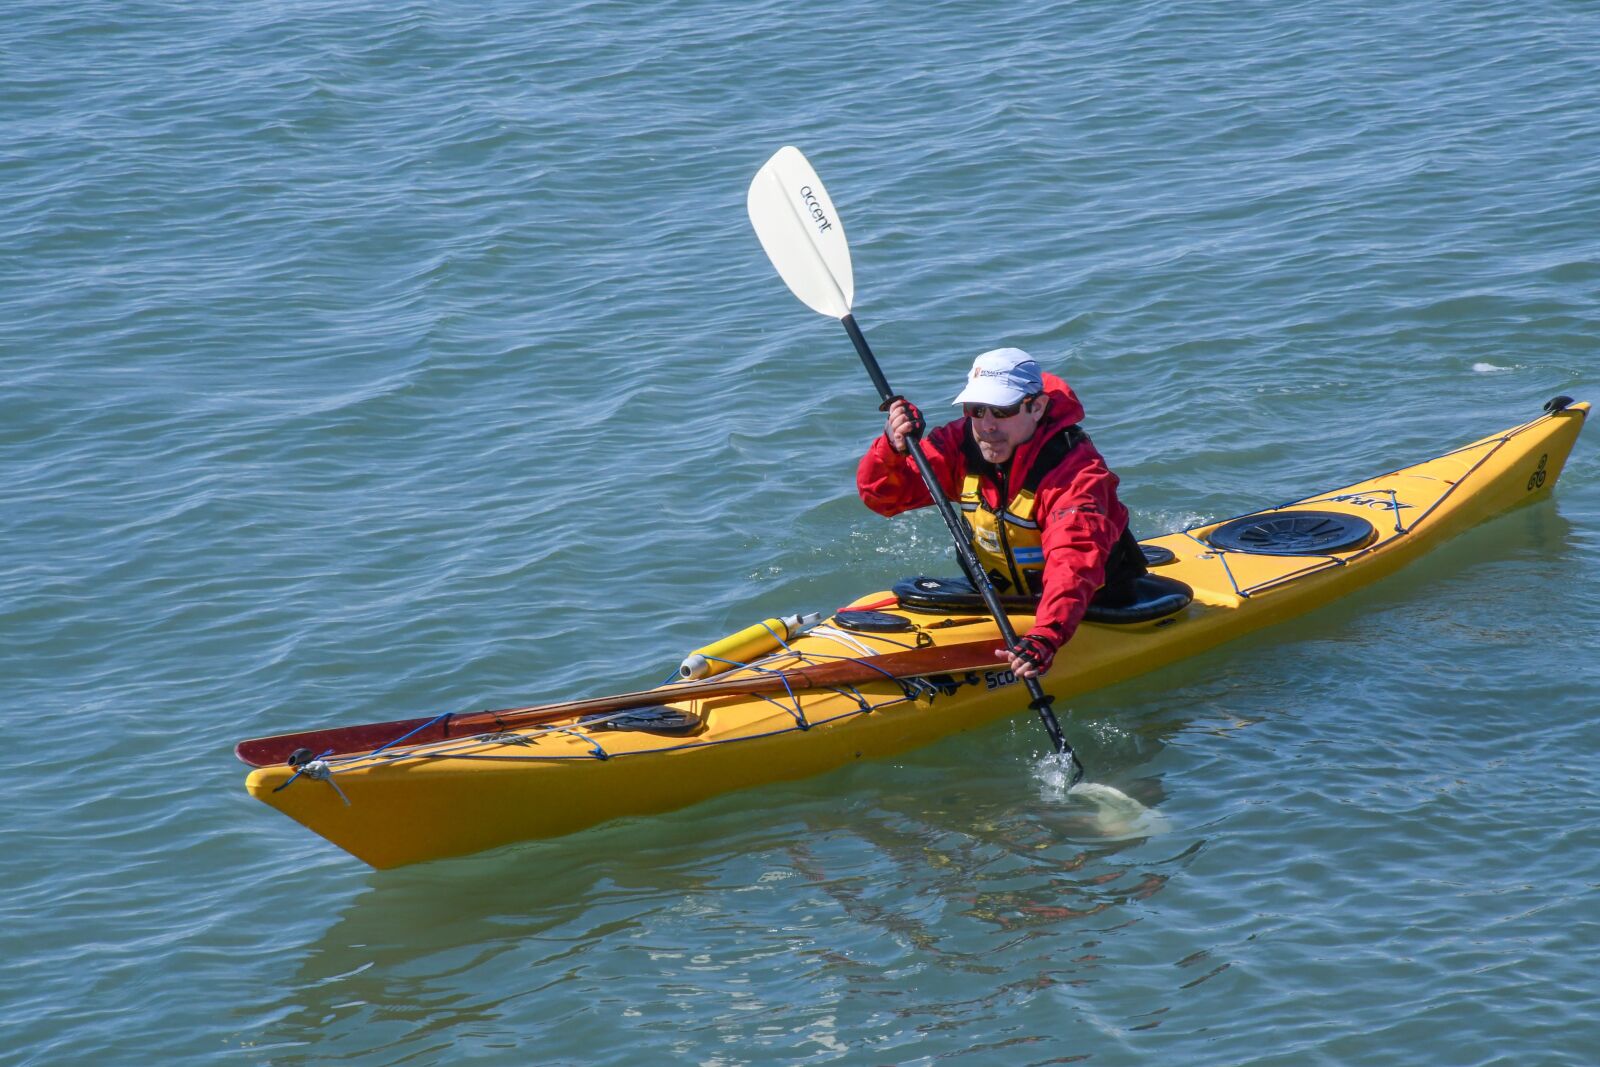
245 398 1587 868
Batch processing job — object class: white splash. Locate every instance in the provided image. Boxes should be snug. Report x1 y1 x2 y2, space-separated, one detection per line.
1033 750 1083 801
1472 362 1513 374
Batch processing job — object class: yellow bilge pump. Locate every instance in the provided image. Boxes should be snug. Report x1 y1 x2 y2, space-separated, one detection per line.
678 612 824 679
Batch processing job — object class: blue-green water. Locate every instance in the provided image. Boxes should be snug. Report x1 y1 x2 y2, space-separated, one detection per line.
5 1 1597 1063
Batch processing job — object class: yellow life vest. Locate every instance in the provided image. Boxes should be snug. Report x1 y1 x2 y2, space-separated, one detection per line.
958 426 1085 596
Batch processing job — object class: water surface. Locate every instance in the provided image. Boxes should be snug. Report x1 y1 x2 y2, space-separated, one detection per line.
4 1 1597 1063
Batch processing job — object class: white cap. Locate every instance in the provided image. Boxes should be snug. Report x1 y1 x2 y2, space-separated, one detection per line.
951 347 1044 406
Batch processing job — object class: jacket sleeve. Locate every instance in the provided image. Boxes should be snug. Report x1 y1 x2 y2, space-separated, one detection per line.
1026 454 1126 651
856 419 968 516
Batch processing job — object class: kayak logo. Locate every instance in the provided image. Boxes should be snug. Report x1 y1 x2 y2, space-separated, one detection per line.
1527 453 1549 491
798 186 834 233
1327 492 1413 511
983 668 1018 691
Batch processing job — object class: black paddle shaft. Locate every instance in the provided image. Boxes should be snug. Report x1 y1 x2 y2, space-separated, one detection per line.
840 314 1081 778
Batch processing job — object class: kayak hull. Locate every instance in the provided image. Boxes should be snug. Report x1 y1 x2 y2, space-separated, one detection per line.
246 402 1588 868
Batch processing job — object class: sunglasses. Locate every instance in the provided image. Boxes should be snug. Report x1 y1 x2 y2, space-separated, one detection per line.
963 396 1035 420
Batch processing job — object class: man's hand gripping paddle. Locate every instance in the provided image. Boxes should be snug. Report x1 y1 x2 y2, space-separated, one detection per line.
746 145 1084 786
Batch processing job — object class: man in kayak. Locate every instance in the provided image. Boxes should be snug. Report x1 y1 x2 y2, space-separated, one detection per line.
858 347 1146 680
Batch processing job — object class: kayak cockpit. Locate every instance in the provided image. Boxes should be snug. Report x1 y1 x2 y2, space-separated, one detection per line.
890 573 1195 625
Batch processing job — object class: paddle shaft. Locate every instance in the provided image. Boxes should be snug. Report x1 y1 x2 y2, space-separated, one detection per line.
839 314 1076 766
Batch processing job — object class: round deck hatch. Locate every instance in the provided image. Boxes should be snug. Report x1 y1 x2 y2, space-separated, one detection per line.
1205 510 1375 556
835 610 916 633
578 707 701 735
1140 543 1177 567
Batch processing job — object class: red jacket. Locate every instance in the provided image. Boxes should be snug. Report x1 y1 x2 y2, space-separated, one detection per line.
856 373 1130 650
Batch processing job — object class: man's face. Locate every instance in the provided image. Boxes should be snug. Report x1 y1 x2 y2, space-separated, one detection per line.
968 396 1046 464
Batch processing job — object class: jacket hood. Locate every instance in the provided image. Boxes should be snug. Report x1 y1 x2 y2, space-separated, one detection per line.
1034 372 1085 434
999 371 1085 471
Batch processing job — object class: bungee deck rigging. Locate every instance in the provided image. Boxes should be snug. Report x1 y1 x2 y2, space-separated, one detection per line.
262 628 979 816
1165 401 1573 602
288 627 955 769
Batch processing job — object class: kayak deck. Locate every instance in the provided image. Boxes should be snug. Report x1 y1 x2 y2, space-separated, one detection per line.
245 400 1588 868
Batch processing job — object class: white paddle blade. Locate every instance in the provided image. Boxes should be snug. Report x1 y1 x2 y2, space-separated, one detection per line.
746 146 855 319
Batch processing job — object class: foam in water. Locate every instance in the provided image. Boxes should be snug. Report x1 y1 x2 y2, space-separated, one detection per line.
1472 362 1514 373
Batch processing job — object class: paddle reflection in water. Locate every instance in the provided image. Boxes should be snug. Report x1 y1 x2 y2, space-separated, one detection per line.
786 795 1188 929
769 722 1183 934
